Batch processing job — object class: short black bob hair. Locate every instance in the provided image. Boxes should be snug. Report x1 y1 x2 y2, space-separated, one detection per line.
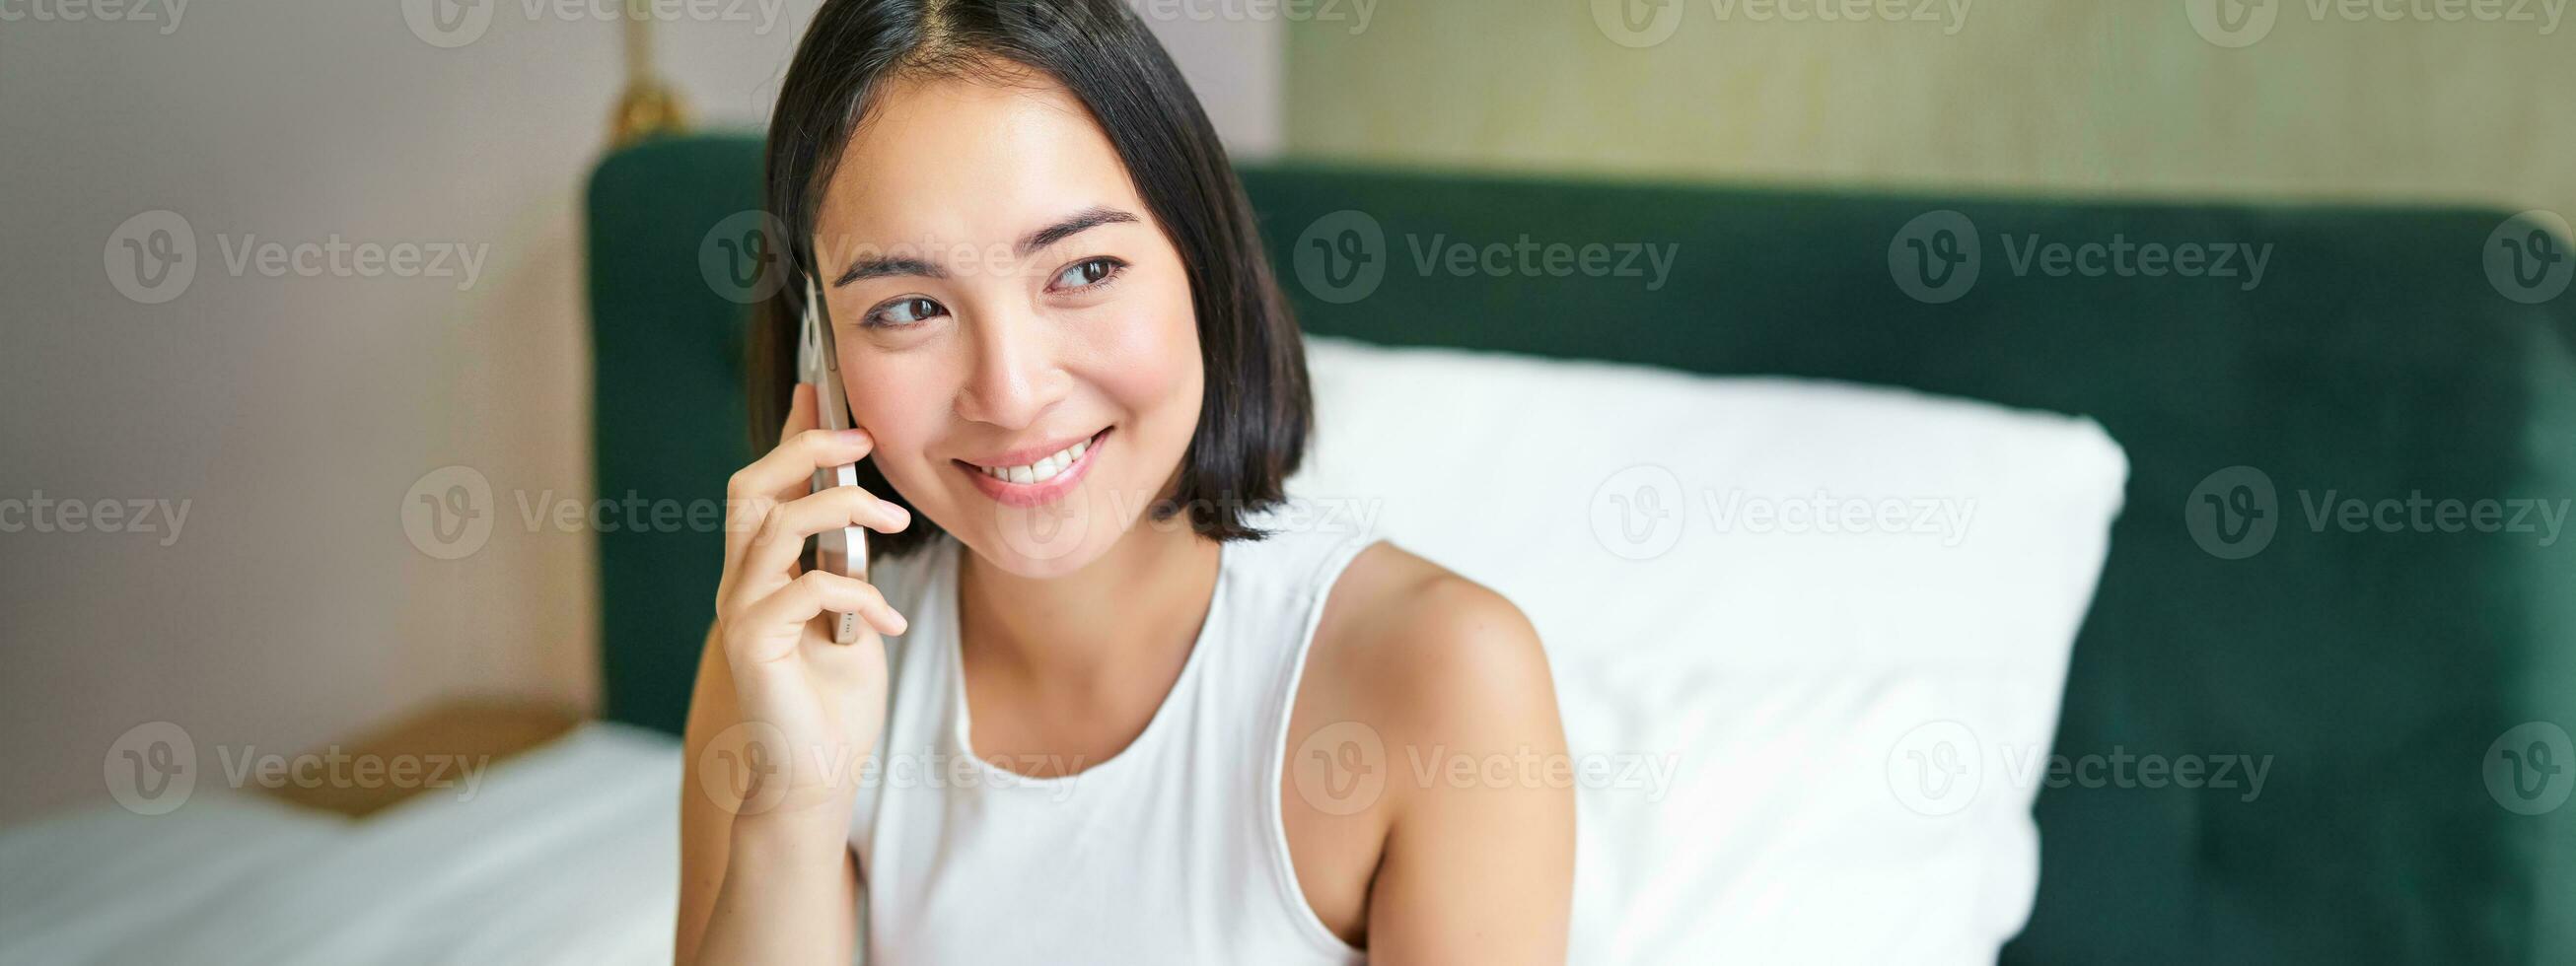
748 0 1312 558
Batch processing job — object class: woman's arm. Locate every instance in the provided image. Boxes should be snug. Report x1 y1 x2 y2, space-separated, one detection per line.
677 384 907 966
676 623 864 966
1360 577 1576 964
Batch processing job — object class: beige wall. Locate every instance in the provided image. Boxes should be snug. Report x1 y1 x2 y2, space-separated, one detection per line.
1285 0 2573 216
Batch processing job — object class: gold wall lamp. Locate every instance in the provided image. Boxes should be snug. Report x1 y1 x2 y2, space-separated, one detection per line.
610 0 690 149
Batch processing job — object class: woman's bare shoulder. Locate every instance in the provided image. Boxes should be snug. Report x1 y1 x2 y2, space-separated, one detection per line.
1308 542 1559 761
1288 541 1574 952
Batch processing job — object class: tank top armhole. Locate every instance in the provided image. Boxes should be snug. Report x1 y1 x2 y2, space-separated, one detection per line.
1261 528 1384 960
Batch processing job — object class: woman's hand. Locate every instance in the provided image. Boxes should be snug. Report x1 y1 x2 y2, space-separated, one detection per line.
680 383 907 966
711 382 912 823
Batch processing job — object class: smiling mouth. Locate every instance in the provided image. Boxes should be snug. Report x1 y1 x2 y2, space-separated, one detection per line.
965 429 1103 484
954 427 1111 506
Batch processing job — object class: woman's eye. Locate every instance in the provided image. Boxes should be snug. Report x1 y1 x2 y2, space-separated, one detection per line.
1049 256 1124 292
864 296 945 328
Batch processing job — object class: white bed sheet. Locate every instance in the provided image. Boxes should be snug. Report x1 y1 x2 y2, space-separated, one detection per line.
0 723 684 966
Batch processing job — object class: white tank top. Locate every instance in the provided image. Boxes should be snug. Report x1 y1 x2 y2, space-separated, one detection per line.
849 517 1378 965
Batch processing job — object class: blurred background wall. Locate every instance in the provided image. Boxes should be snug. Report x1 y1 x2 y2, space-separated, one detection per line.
1287 2 2574 217
3 0 2564 825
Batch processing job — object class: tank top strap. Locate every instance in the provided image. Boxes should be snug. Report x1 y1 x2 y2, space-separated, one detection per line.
1190 513 1384 735
1224 515 1385 959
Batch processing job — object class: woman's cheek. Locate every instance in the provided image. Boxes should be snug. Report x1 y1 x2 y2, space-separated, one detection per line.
844 365 945 497
1083 282 1201 407
1085 330 1189 408
1097 298 1203 502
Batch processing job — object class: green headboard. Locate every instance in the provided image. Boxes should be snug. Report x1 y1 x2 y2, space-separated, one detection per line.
586 134 2576 964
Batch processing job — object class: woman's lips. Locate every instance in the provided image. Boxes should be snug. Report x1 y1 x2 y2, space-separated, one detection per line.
956 428 1109 509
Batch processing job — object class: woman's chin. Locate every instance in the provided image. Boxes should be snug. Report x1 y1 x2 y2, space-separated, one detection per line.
962 491 1134 579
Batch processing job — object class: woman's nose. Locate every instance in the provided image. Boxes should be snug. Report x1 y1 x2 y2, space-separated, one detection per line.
953 310 1063 431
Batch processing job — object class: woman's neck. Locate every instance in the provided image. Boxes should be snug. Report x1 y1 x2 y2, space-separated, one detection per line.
955 516 1221 696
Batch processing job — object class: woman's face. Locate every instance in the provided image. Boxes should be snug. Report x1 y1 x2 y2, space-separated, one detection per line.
812 70 1204 579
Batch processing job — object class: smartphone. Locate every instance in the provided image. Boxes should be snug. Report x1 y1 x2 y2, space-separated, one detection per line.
799 273 870 644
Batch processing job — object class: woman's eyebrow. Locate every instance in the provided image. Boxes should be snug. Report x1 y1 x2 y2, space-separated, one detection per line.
828 207 1138 287
1018 206 1139 256
833 254 944 288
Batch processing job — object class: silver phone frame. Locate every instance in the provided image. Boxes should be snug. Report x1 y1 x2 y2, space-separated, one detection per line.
799 272 869 644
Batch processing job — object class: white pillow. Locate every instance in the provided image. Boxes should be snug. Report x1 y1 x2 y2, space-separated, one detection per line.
1285 337 2126 964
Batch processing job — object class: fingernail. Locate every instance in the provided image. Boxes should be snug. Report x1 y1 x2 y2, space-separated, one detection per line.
838 428 870 444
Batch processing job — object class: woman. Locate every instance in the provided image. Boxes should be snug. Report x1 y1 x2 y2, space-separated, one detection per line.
676 1 1572 962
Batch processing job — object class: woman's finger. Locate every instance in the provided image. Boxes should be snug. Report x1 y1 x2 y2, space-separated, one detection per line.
730 427 878 505
722 386 879 565
738 484 912 585
736 569 908 658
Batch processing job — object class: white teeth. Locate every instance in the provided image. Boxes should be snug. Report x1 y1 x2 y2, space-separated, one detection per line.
981 435 1095 485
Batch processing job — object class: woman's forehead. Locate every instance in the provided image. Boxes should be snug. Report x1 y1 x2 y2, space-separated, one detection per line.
817 72 1142 251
